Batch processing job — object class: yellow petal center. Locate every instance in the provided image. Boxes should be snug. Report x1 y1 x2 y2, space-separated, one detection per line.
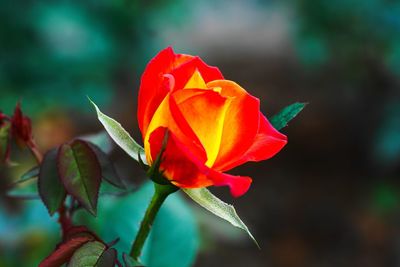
184 69 208 89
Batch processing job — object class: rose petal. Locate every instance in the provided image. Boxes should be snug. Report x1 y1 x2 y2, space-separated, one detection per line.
183 69 208 89
148 127 252 197
172 89 231 167
227 114 287 170
137 47 193 135
208 170 252 198
206 80 260 171
144 92 207 165
170 56 224 91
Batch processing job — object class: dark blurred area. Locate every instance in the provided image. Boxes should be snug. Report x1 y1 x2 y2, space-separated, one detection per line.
1 0 400 266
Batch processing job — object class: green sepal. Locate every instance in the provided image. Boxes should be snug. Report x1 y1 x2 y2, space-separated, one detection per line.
146 131 169 185
19 166 40 182
270 102 307 130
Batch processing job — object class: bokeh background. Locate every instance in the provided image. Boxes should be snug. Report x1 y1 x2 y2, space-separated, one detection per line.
1 0 400 266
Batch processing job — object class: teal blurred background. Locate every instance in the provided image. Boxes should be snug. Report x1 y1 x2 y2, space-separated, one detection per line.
2 0 400 266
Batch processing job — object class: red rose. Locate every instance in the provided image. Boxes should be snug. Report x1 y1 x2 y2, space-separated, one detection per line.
137 47 287 197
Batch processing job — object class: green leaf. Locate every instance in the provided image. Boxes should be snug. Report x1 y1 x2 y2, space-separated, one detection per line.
95 248 117 267
58 140 102 216
89 98 146 163
269 102 306 130
86 141 125 189
7 177 39 199
9 165 39 188
20 166 40 182
38 149 66 216
182 188 259 248
67 241 106 267
74 181 199 267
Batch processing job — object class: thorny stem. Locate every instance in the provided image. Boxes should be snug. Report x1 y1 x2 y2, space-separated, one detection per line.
129 182 178 261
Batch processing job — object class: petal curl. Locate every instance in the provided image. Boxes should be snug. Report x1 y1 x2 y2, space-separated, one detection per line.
148 127 252 197
225 114 287 170
170 56 224 91
137 47 193 136
206 80 260 171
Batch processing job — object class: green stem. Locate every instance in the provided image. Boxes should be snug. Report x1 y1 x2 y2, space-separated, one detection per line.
129 182 178 261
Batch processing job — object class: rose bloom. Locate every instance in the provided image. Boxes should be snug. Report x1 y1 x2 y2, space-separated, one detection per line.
138 47 287 197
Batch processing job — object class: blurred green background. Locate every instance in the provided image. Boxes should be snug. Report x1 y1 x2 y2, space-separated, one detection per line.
1 0 400 266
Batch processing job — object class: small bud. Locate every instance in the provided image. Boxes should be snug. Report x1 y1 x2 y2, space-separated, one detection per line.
10 102 33 147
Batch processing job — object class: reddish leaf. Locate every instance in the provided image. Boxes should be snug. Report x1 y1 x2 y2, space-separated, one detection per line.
64 225 102 243
39 236 93 267
58 140 102 215
38 149 66 215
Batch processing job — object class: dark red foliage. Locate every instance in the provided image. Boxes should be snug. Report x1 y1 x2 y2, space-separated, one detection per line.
39 225 117 267
10 102 33 147
38 236 94 267
64 225 103 243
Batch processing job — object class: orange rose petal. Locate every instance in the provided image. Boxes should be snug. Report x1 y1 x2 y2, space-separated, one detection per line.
183 69 208 89
232 114 287 169
148 127 252 197
207 80 260 172
208 170 252 197
170 56 224 91
144 93 207 165
137 47 193 136
149 127 211 187
172 89 231 167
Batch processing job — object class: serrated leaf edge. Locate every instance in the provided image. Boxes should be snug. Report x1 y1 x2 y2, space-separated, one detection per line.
183 187 259 248
88 98 146 164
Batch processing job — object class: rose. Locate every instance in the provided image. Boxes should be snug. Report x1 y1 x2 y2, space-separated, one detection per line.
137 47 287 197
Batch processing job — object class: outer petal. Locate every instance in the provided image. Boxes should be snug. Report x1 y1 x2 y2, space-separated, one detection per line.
222 114 287 170
206 80 260 172
170 56 224 91
148 127 252 197
137 47 193 136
